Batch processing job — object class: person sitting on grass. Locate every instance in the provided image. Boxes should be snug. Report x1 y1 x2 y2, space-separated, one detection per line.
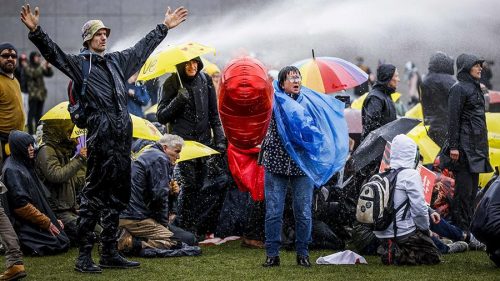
373 134 440 265
2 130 69 256
119 134 200 257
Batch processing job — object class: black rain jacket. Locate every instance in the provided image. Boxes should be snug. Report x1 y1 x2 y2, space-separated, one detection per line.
420 52 455 147
121 143 172 227
28 24 169 211
1 130 69 255
361 82 397 140
157 57 225 148
447 54 492 173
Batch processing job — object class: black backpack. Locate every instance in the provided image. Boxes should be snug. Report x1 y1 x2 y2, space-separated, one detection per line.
356 167 410 232
67 53 92 128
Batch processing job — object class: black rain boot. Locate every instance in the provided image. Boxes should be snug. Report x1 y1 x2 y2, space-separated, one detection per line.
262 256 280 267
75 216 101 273
99 242 141 269
75 244 102 273
296 255 311 267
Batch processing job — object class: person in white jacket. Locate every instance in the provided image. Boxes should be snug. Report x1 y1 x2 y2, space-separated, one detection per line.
373 134 440 265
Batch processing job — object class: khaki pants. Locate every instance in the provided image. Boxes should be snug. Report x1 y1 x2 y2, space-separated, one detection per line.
0 205 23 268
119 218 175 249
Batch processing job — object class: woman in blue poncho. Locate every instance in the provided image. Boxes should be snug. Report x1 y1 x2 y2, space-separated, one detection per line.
260 66 349 268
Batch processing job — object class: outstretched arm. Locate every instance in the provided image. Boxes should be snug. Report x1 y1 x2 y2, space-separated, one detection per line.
21 4 81 82
112 6 188 80
163 6 188 29
20 4 39 32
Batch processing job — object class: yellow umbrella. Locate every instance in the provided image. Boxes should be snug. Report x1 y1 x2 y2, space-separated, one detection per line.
71 114 162 141
137 42 216 82
406 123 440 164
178 140 219 162
201 57 220 76
144 104 158 115
132 140 219 162
40 101 73 121
405 103 423 119
351 92 401 110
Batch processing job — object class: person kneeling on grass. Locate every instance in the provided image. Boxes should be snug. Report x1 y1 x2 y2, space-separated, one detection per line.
119 134 200 257
373 134 441 265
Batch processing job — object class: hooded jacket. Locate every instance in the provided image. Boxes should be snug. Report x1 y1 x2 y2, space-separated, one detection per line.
28 24 169 211
24 52 53 101
420 52 456 147
35 121 86 211
373 134 430 239
1 130 69 255
120 143 172 227
157 57 225 148
361 65 397 140
448 54 492 173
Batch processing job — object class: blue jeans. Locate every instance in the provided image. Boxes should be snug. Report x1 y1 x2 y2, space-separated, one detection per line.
430 217 465 254
264 171 313 257
430 218 464 241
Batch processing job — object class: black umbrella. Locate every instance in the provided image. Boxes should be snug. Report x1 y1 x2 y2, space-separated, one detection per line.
350 117 421 171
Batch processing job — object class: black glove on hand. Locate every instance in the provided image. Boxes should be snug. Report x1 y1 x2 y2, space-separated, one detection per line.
177 87 189 101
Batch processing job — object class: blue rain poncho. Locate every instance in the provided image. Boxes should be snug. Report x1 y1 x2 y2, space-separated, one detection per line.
272 80 349 186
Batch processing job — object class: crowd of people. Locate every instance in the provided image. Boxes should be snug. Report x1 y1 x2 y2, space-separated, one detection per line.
0 2 498 280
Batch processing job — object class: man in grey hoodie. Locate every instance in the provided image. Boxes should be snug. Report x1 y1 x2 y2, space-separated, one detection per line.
373 134 440 265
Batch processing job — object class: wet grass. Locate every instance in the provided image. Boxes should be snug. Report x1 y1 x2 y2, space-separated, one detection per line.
9 241 499 281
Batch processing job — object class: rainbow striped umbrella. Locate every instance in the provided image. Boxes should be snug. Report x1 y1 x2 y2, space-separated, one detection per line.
292 56 368 94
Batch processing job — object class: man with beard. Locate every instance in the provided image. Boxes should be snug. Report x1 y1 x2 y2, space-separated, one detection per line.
20 3 188 273
0 43 25 171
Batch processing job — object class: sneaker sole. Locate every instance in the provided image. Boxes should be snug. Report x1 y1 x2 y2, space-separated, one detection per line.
99 264 141 269
74 267 102 274
3 271 27 280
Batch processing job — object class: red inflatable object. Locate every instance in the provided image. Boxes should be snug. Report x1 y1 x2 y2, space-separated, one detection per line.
218 57 274 149
227 144 265 201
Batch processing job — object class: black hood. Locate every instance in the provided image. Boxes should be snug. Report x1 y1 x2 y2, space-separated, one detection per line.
8 130 35 166
456 53 484 82
428 52 454 75
376 64 396 85
41 120 76 149
29 51 41 66
176 56 204 83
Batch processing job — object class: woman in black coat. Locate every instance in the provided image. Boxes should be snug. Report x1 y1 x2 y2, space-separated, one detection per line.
1 130 69 256
447 53 493 230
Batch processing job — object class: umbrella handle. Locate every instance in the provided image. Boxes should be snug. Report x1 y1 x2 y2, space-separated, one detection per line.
176 72 184 88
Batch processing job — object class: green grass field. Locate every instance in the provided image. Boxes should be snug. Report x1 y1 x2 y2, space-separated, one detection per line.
9 241 499 281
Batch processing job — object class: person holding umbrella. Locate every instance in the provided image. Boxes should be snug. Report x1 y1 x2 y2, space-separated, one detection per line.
157 57 226 238
20 3 188 273
361 64 399 140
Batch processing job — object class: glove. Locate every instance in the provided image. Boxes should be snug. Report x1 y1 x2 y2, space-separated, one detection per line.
214 142 227 154
177 87 189 101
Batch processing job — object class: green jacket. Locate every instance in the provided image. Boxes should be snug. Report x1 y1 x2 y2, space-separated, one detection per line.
35 123 86 211
24 63 53 101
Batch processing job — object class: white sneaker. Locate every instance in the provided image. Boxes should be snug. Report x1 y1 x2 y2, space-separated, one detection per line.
447 241 468 254
468 234 486 251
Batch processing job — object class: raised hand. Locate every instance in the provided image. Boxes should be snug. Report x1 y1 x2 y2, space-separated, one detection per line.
163 6 188 29
20 4 40 32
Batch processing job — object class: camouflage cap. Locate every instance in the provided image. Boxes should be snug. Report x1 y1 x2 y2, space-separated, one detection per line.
81 20 110 46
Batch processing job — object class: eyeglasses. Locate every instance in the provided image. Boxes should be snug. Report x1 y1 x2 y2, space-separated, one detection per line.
286 76 302 83
0 54 17 59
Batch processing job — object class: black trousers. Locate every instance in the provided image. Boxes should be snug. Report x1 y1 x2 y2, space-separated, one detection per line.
451 161 479 231
28 99 44 135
